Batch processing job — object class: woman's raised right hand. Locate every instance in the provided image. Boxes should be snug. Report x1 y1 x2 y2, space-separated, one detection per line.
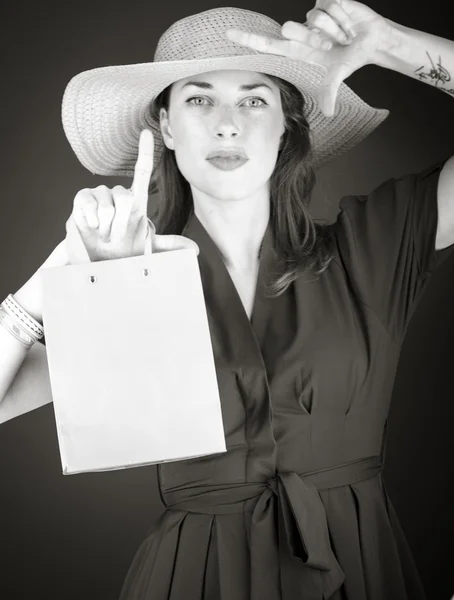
65 128 199 264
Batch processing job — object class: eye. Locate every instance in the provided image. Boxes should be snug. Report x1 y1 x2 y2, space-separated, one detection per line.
186 96 212 106
241 97 267 108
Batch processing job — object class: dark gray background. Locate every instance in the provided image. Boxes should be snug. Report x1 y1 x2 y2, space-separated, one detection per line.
1 0 453 598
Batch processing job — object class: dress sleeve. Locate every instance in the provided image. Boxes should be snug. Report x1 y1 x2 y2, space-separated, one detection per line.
333 160 454 342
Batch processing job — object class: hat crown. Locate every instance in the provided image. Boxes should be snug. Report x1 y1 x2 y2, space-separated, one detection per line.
154 7 282 62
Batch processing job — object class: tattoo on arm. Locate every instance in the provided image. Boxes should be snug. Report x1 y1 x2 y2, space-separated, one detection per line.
414 51 454 96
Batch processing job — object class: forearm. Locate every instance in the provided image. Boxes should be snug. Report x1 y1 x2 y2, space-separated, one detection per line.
0 333 52 417
0 324 31 401
0 241 68 403
0 273 44 402
376 19 454 97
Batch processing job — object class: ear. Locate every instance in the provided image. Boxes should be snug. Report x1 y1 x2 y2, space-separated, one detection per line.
159 107 175 150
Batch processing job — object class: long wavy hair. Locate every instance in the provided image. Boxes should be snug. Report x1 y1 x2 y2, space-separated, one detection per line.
148 74 336 296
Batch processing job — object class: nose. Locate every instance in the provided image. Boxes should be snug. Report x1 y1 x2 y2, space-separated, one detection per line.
214 107 240 139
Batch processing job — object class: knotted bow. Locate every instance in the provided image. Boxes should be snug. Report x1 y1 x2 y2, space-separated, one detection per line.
248 471 345 600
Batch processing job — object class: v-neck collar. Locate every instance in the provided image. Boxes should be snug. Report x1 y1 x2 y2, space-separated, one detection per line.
182 212 279 365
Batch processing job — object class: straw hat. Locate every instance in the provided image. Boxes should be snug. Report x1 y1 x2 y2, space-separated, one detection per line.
61 6 389 176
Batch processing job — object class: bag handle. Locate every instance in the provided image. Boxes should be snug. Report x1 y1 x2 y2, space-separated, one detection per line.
65 216 155 265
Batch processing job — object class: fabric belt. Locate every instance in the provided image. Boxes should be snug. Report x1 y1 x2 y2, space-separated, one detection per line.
164 455 383 600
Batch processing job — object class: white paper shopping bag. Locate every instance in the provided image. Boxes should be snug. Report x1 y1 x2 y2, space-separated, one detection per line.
40 218 226 475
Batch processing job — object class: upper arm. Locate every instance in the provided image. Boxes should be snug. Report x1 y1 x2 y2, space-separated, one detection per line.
334 160 454 342
436 154 454 250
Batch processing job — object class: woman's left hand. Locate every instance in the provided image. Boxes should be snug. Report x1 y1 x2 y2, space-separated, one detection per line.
226 0 390 117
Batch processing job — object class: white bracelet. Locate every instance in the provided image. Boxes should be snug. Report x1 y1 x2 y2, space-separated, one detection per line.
2 294 44 339
0 307 37 349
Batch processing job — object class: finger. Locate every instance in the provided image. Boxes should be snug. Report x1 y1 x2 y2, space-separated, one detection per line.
315 0 356 37
152 234 200 255
71 203 90 237
131 215 150 255
225 28 292 57
281 21 332 51
91 185 115 242
131 129 154 212
110 186 135 243
307 8 353 45
73 188 99 229
318 62 353 116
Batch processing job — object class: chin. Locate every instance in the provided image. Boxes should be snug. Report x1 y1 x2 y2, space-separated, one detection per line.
211 190 255 203
198 181 265 202
190 168 272 202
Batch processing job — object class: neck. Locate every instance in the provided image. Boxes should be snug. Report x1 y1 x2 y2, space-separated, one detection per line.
191 185 270 270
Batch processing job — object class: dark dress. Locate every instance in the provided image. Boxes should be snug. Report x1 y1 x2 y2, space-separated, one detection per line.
119 161 454 600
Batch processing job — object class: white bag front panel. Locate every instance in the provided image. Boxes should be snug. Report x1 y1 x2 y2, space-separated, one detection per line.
41 249 226 474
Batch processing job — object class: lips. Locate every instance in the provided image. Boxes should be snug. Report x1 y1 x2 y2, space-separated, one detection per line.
206 148 249 171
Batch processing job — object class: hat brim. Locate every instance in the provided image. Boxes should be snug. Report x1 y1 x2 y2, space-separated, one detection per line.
62 53 388 176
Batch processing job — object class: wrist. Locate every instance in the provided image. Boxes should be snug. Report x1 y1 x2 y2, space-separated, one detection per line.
41 240 70 269
374 18 414 71
8 241 70 327
13 273 43 325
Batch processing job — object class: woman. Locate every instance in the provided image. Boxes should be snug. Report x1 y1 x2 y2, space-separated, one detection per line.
1 2 454 599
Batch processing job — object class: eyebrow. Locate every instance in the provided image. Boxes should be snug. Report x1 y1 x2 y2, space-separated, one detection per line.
180 81 274 92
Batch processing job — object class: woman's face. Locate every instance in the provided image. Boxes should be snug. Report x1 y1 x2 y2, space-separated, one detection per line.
159 70 286 202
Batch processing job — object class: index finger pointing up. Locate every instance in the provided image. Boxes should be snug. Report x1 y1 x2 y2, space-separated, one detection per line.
131 128 154 213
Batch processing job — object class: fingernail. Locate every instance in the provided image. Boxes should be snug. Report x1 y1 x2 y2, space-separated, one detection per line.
321 40 333 51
